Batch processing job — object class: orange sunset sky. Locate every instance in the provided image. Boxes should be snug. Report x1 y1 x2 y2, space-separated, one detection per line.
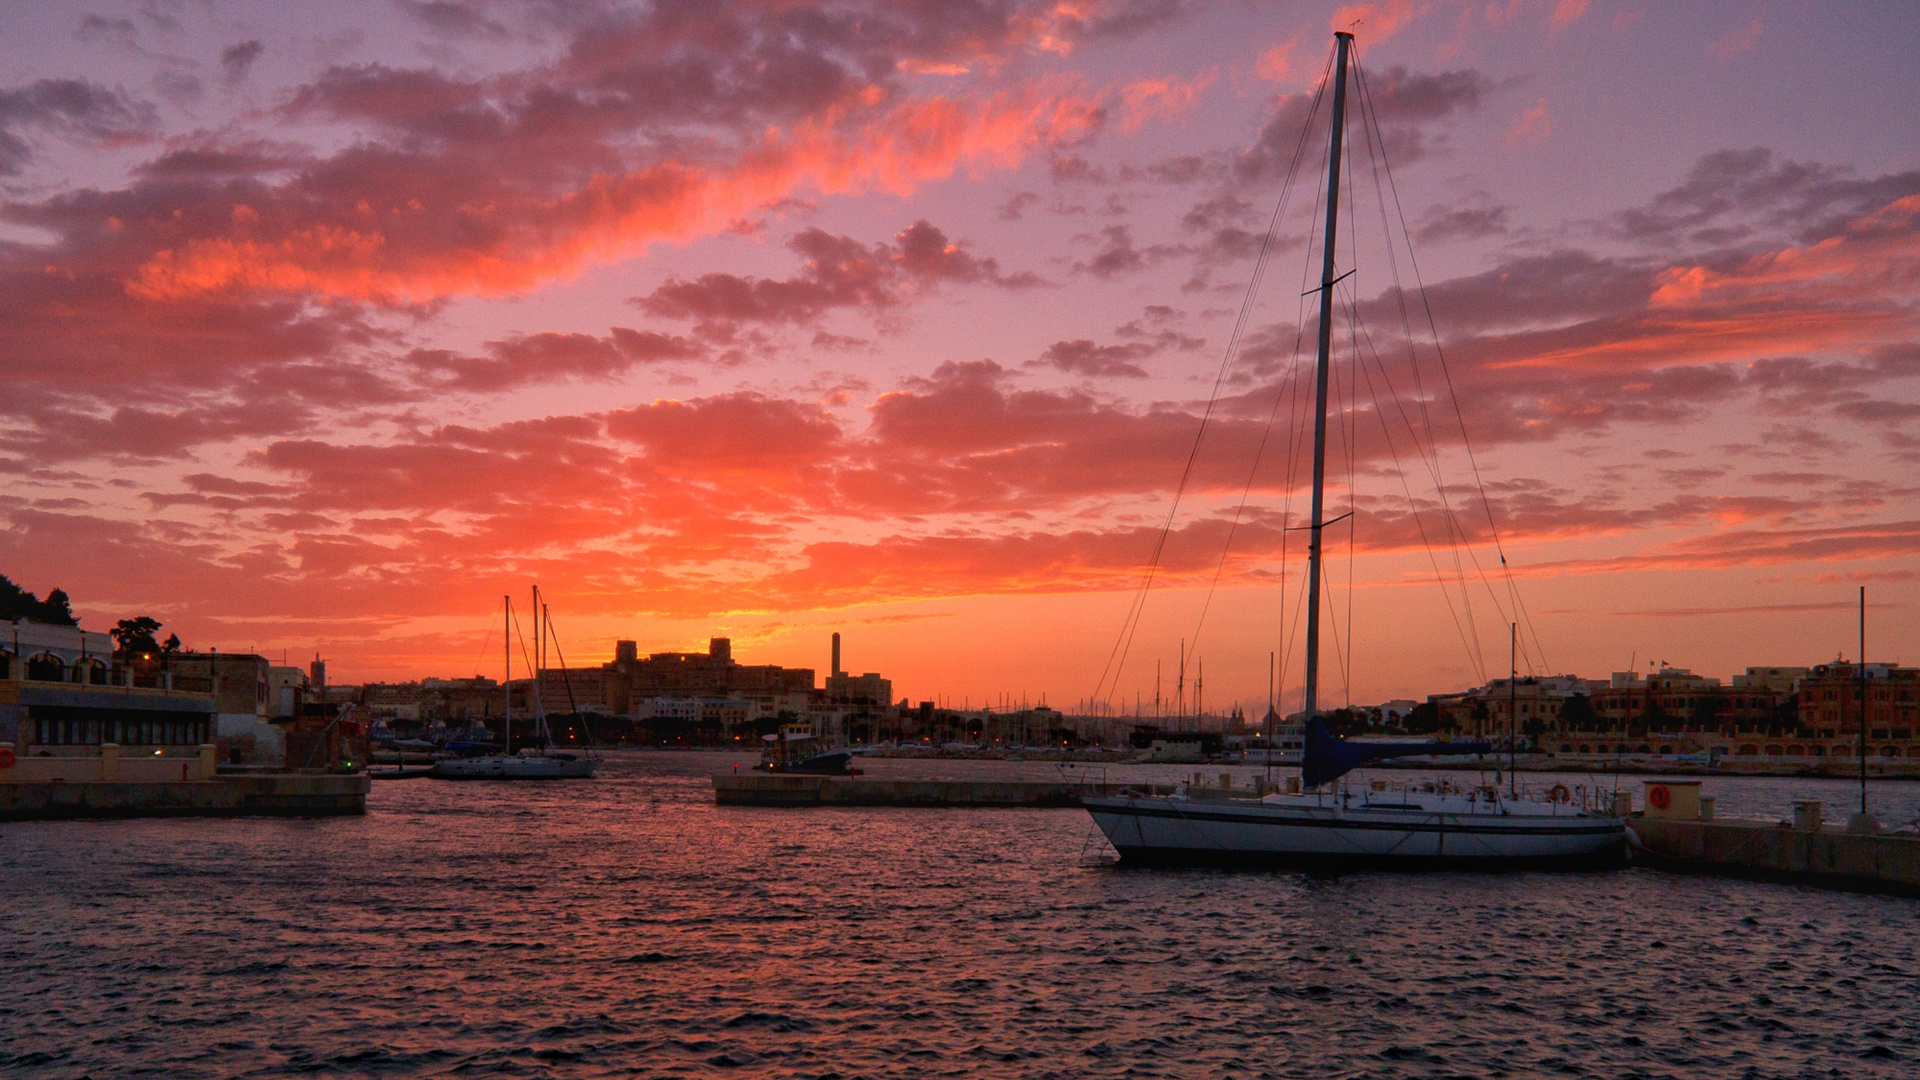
2 1 1916 714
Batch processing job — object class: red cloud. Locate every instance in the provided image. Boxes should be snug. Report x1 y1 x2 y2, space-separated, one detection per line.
125 87 1100 305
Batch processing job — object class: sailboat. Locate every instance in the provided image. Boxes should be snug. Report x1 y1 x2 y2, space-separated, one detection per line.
433 588 595 780
1082 33 1624 867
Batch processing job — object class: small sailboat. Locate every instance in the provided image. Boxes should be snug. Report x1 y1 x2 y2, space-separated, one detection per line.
433 588 595 780
1083 32 1624 868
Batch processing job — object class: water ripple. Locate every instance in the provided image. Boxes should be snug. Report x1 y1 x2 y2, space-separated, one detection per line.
1 750 1917 1077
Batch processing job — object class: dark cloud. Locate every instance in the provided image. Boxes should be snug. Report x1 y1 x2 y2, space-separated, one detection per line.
1072 224 1192 278
1034 339 1156 378
402 328 705 391
1235 65 1489 186
1613 147 1920 246
636 220 1040 333
0 77 156 175
997 190 1040 220
1414 203 1511 244
220 40 265 81
396 1 512 40
75 15 138 48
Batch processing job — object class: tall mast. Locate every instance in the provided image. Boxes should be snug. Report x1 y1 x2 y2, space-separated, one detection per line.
532 585 543 744
1303 32 1353 730
1859 585 1868 819
503 594 512 756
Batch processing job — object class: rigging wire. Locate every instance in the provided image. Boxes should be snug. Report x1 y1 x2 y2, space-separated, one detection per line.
1090 41 1338 710
1347 51 1502 678
1352 52 1552 673
1339 276 1485 680
1093 38 1556 720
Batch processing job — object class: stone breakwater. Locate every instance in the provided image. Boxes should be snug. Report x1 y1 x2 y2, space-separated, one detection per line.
1634 816 1920 896
0 771 369 819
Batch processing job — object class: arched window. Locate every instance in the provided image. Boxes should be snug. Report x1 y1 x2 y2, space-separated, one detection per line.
1738 744 1758 756
25 654 65 681
1787 744 1805 756
73 658 107 686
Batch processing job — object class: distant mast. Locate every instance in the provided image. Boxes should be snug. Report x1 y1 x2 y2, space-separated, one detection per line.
1302 32 1353 735
503 594 512 756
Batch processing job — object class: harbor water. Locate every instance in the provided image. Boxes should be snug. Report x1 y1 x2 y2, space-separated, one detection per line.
3 750 1918 1078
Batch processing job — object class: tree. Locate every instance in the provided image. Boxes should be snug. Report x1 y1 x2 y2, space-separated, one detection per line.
40 588 76 626
1691 694 1726 732
1559 693 1598 732
1402 701 1445 735
112 616 164 658
0 575 81 626
1523 712 1547 746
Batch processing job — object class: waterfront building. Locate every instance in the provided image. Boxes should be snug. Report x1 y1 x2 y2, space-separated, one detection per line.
2 618 114 684
164 651 285 763
1432 673 1594 739
535 666 611 714
825 671 892 706
602 637 816 720
635 696 755 728
1791 661 1919 760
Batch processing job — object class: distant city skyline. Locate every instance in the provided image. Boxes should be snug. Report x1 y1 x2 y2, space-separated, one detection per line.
1 1 1916 711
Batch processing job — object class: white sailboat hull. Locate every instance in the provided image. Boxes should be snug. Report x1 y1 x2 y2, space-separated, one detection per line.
431 754 595 780
1084 794 1625 868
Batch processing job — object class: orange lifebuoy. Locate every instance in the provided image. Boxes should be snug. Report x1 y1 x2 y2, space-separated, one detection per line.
0 747 14 768
1548 784 1571 804
1648 785 1671 810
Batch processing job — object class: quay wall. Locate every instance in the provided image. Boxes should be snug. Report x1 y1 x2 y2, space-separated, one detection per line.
0 772 370 820
1635 816 1920 895
714 774 1166 807
1 742 216 783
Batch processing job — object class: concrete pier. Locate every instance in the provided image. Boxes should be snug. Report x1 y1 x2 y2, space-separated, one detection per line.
0 771 370 820
714 774 1164 807
1634 816 1920 896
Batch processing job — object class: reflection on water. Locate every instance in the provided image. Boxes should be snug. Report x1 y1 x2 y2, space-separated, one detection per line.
2 750 1916 1078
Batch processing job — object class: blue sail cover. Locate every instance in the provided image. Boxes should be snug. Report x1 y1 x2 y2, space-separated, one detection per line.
1300 717 1492 788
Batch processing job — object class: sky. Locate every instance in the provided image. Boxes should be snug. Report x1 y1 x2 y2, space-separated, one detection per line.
1 0 1917 715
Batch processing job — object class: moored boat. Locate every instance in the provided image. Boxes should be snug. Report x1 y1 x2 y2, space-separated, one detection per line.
430 589 597 781
1081 32 1623 868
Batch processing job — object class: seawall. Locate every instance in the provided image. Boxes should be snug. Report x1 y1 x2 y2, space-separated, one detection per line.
0 772 371 820
1634 816 1920 896
714 774 1166 807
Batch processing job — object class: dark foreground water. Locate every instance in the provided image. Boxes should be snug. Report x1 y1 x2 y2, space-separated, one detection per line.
3 752 1917 1078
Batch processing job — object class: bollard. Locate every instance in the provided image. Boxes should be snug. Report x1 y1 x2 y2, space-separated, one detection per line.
1611 790 1633 818
1793 800 1823 832
1698 795 1715 822
99 742 119 781
1220 772 1233 791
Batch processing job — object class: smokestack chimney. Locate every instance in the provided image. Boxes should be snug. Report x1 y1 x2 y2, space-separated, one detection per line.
832 632 842 677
